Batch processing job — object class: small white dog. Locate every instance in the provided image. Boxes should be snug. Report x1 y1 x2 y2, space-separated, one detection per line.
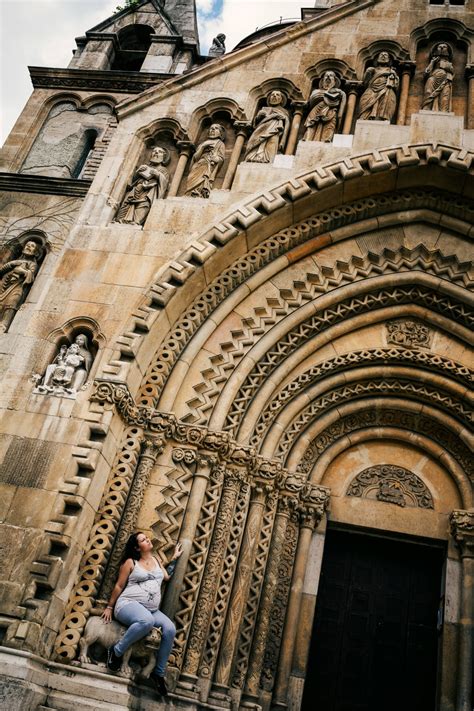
79 615 161 678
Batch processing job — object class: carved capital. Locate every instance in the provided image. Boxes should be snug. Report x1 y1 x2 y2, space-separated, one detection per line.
346 80 363 95
299 484 330 529
233 121 252 136
91 379 153 426
450 510 474 557
177 140 195 156
256 457 283 482
141 437 165 461
399 60 416 76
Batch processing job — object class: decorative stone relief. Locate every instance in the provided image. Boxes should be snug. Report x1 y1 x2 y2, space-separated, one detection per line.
244 90 291 163
450 510 474 555
115 145 170 225
358 51 399 122
0 239 40 333
386 319 432 348
185 124 226 198
208 34 226 57
422 43 454 112
303 71 346 142
33 333 93 397
346 465 434 509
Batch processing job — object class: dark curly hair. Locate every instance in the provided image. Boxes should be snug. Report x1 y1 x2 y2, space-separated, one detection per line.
120 532 143 564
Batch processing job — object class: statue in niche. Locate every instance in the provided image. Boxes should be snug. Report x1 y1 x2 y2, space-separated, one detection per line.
115 145 170 226
358 51 399 122
422 43 454 113
0 240 40 333
244 90 291 163
208 33 226 57
184 123 226 198
34 333 93 397
303 71 347 142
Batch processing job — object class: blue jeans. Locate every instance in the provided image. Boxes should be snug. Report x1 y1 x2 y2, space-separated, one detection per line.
114 601 176 676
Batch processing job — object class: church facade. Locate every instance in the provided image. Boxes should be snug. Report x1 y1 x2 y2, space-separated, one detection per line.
0 1 473 709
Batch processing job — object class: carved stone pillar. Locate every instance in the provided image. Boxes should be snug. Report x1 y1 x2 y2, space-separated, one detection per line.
450 510 474 711
285 102 306 156
272 485 330 709
222 122 250 190
210 478 275 704
178 465 247 696
100 437 164 599
168 140 194 197
342 81 361 135
161 451 216 619
465 66 474 130
396 61 415 126
241 478 303 707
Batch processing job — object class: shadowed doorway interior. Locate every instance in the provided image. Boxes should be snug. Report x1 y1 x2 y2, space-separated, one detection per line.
302 527 445 711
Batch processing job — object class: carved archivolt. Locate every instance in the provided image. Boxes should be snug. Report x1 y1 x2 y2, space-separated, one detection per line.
346 465 434 509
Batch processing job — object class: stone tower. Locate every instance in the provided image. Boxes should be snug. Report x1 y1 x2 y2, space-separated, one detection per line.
0 1 473 710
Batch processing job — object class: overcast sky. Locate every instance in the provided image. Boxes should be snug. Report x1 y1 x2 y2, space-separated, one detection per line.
0 0 310 145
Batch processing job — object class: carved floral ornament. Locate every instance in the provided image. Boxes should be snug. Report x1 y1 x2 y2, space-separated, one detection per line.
386 320 432 349
346 465 434 509
450 509 474 555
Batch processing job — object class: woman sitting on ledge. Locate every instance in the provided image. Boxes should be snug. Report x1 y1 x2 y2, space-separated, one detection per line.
102 532 182 697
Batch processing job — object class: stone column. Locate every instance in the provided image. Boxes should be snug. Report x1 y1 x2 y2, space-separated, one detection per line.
465 66 474 130
272 485 330 709
396 61 415 126
161 452 216 618
100 437 164 599
210 479 274 704
179 466 246 696
342 82 361 135
450 510 474 711
240 481 302 707
168 141 194 197
285 102 306 155
222 122 250 190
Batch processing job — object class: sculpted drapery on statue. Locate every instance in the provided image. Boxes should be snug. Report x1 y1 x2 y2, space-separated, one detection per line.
184 123 226 198
115 146 170 226
34 333 93 396
303 71 347 142
244 90 291 163
422 43 454 112
358 51 399 122
0 240 40 333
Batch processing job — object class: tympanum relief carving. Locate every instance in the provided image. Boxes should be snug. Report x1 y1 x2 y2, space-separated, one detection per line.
386 320 432 348
244 90 291 163
346 465 434 509
33 333 93 397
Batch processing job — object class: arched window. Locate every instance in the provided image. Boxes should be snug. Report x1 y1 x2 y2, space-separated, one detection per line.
74 129 98 179
111 25 153 71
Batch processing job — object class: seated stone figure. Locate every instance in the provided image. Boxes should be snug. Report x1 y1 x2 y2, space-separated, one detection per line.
33 333 93 397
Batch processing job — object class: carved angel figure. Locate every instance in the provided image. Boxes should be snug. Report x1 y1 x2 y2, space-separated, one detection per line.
35 333 93 396
244 90 291 163
115 145 170 226
303 71 347 142
0 240 39 333
185 123 226 198
208 33 226 57
358 51 399 122
422 43 454 112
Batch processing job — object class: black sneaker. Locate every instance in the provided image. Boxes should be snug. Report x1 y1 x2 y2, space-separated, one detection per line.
107 646 122 672
152 674 168 697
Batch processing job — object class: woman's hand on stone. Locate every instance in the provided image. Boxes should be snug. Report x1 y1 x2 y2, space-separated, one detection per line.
173 542 183 560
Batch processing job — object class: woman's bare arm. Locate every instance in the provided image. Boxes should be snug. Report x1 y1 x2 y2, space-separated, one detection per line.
101 559 133 622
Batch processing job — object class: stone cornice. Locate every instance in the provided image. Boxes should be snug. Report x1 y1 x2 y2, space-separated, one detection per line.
115 0 381 118
0 172 91 197
29 66 170 94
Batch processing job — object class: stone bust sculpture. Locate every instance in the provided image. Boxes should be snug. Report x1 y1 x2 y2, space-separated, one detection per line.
358 51 399 122
0 239 40 333
115 145 170 226
303 71 347 142
244 90 291 163
422 42 454 113
184 123 226 198
34 333 93 397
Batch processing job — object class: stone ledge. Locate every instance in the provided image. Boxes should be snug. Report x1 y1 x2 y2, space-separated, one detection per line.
0 172 91 197
28 66 170 94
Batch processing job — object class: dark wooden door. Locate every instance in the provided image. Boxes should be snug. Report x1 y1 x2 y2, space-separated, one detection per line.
302 528 444 711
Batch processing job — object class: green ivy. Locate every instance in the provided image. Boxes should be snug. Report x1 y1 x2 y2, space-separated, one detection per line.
115 0 141 12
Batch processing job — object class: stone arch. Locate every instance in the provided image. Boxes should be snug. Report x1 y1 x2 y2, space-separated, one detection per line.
187 98 247 141
356 39 410 75
304 58 357 87
247 76 304 118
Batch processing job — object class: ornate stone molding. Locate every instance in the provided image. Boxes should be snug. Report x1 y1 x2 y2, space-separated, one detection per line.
450 510 474 557
28 66 168 94
299 483 330 529
0 172 91 197
346 465 434 509
386 320 432 349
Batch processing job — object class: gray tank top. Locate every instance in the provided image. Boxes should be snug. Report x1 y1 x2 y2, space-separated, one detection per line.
115 559 165 613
